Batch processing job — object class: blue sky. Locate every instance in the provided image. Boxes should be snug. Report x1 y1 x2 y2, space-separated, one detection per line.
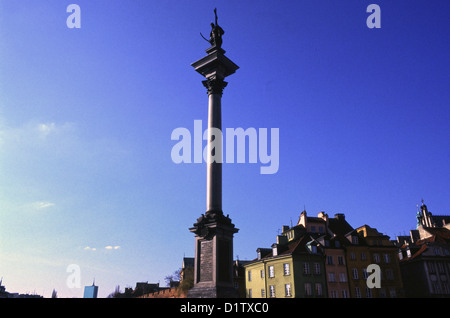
0 0 449 298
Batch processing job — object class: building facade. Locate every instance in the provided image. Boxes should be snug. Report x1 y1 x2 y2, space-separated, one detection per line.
244 210 405 298
245 234 327 298
355 225 404 298
315 234 350 298
398 202 450 297
83 283 99 298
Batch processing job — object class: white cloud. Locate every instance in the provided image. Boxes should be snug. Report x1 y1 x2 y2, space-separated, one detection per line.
37 122 57 138
105 245 120 250
83 245 120 252
33 201 55 209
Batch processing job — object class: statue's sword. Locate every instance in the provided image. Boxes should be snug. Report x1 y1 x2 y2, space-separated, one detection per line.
200 32 210 44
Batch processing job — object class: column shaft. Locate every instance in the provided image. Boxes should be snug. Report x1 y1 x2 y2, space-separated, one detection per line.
206 93 222 213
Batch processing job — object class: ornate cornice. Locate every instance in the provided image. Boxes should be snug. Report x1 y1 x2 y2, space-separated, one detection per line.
189 210 238 239
202 77 228 96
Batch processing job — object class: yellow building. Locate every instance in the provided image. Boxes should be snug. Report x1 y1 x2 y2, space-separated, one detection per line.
245 235 327 298
356 225 404 298
344 225 404 298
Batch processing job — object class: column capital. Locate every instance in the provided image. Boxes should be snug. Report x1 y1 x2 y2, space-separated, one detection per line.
202 77 228 96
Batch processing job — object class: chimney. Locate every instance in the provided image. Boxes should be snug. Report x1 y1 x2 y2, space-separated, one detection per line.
298 210 307 227
334 213 345 221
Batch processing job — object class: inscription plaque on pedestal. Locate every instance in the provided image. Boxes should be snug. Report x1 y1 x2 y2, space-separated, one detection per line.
199 240 213 282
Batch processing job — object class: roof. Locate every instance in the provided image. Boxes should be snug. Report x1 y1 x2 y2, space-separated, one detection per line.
431 215 450 227
306 217 326 223
245 234 318 266
328 216 354 236
418 227 450 244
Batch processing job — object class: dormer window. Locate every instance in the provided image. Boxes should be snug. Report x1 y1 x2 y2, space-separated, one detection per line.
308 245 317 254
352 236 359 245
272 245 278 257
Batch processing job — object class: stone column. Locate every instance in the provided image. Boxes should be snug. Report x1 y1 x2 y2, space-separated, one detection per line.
188 45 239 298
204 78 225 213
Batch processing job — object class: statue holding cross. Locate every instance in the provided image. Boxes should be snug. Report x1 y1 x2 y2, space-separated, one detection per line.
201 8 225 49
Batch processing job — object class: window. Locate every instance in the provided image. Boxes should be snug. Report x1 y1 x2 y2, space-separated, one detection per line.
327 256 334 265
361 252 366 261
362 268 368 279
352 236 359 245
373 253 380 263
428 262 436 274
248 270 252 282
339 272 347 282
304 283 312 296
384 253 390 263
314 263 321 275
350 252 356 260
315 283 323 296
248 289 252 298
389 288 397 298
438 262 445 273
304 263 310 275
442 283 450 295
379 288 386 298
283 263 290 276
342 289 349 298
261 289 265 297
355 287 361 298
285 284 292 297
431 282 441 295
268 265 275 278
260 269 264 278
338 256 344 265
330 290 338 298
328 272 336 282
366 288 372 298
352 268 358 279
287 231 293 240
319 226 324 234
311 226 316 233
269 285 276 298
386 269 394 280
